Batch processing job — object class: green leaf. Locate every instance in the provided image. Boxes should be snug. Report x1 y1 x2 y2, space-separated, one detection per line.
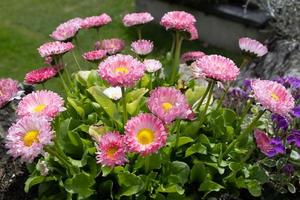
229 162 243 172
261 158 276 168
246 180 262 197
75 71 91 86
190 163 206 183
167 161 190 185
177 137 194 147
185 143 207 157
249 166 269 183
157 184 184 195
99 180 114 199
126 88 148 115
198 134 210 144
287 183 296 194
185 85 207 105
223 109 236 125
25 176 56 193
117 172 144 196
64 172 95 198
101 166 113 177
67 97 85 118
87 70 103 87
199 179 224 195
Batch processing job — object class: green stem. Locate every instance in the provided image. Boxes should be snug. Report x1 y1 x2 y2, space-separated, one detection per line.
170 31 183 85
121 87 128 124
44 146 72 168
59 57 72 85
137 28 142 40
170 33 175 56
174 119 181 149
145 155 150 173
240 56 251 69
57 70 69 93
215 83 232 112
195 81 213 111
198 81 215 126
149 73 153 90
238 99 253 127
72 51 82 70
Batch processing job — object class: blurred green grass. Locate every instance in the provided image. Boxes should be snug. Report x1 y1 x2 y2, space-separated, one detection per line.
0 0 242 92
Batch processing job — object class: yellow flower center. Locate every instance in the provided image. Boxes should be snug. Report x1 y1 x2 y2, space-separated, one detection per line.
107 147 118 158
271 92 280 101
114 67 128 74
23 130 39 147
33 104 46 112
137 129 154 145
162 102 173 112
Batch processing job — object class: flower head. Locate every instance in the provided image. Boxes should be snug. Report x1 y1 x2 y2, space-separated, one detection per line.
24 66 58 85
5 116 54 162
125 113 168 156
50 18 83 41
287 130 300 148
95 38 125 55
131 39 153 55
82 50 107 62
38 41 74 58
193 55 240 82
123 12 154 27
181 51 206 63
0 78 18 108
160 11 198 40
147 87 193 124
95 131 127 167
17 90 65 119
292 105 300 118
98 54 145 87
103 87 122 100
271 113 289 132
239 37 268 57
81 13 112 29
144 59 162 73
251 80 295 116
254 129 285 157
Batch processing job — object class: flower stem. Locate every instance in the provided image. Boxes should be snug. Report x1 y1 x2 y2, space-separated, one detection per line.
215 82 232 112
57 70 69 93
145 155 150 173
121 87 128 124
72 51 82 70
170 31 183 85
174 119 181 148
149 73 153 90
137 28 142 40
238 99 253 127
195 81 213 111
44 146 72 168
198 81 215 126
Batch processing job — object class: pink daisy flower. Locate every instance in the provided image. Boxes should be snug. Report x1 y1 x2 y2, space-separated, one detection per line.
24 66 58 85
5 116 54 163
147 87 194 124
144 59 162 73
251 79 295 116
17 90 65 119
95 131 127 167
239 37 268 57
131 39 153 55
98 54 145 87
50 18 83 41
95 38 125 55
181 51 206 63
38 41 74 58
122 12 154 27
125 113 168 156
81 13 112 29
0 78 19 108
193 55 240 82
82 49 107 62
160 11 198 40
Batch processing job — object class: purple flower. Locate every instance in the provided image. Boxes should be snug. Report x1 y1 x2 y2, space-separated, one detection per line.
243 79 252 92
271 113 289 131
292 105 300 118
283 164 295 176
287 130 300 148
229 87 248 100
286 76 300 89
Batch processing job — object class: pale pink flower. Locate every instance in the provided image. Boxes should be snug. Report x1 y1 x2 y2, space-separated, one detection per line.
122 12 154 27
144 59 162 73
181 51 206 63
193 55 240 82
0 78 18 108
50 18 83 41
17 90 65 119
95 38 125 55
82 50 107 62
38 41 74 58
5 116 54 163
251 79 295 116
187 25 199 40
125 113 168 156
81 13 112 29
147 87 193 124
103 87 122 100
131 39 153 55
24 67 58 85
44 56 53 65
239 37 268 57
95 131 127 167
98 54 145 87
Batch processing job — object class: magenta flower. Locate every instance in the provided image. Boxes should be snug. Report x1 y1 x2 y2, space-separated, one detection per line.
50 17 83 41
254 129 285 157
82 49 107 62
131 39 153 55
95 38 125 55
38 41 74 58
0 78 18 108
95 131 127 167
98 54 145 87
17 90 65 119
81 13 112 29
24 66 58 85
122 12 154 27
193 55 240 82
239 37 268 57
144 59 162 73
251 80 295 116
125 113 168 156
5 116 54 162
181 51 206 63
147 87 193 124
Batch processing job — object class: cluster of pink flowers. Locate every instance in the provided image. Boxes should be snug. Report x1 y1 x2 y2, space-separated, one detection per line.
0 78 19 108
81 13 112 29
25 66 58 85
181 51 206 63
131 39 153 55
239 37 268 57
160 11 198 40
82 49 107 62
50 18 83 41
95 38 125 55
38 41 74 58
122 12 154 27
